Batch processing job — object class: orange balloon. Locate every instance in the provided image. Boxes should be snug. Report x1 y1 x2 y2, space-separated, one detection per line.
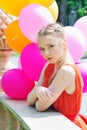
48 0 59 22
6 20 32 52
29 0 54 7
0 0 29 16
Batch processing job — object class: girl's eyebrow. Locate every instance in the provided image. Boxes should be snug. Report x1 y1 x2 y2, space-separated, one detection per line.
47 43 53 46
39 42 54 48
39 47 44 49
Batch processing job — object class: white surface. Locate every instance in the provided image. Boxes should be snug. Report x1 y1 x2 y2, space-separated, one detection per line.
80 92 87 117
10 56 19 67
0 92 81 130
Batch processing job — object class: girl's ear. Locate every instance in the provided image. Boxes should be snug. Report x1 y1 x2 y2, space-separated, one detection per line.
59 42 64 49
62 41 67 49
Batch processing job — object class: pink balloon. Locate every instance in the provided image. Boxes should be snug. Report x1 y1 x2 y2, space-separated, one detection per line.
64 26 86 62
74 16 87 50
1 69 35 99
0 77 2 89
20 43 47 81
18 4 54 42
76 62 87 93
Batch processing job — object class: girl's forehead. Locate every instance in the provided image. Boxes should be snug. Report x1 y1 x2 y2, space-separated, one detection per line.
38 37 55 45
38 36 63 45
38 35 58 42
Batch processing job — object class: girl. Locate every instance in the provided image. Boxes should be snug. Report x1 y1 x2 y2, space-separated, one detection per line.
27 23 87 129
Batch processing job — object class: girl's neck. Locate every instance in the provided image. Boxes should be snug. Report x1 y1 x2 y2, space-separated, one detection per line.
55 51 74 70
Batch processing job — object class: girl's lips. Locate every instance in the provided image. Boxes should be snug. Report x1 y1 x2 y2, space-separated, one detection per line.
47 57 53 60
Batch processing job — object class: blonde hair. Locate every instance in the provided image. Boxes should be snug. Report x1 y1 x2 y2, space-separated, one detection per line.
37 23 66 42
37 23 74 66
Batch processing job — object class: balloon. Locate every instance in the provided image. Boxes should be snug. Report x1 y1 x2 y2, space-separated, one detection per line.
29 0 54 7
20 43 47 81
18 4 54 42
74 16 87 50
64 26 86 62
6 20 31 52
48 0 59 22
0 77 2 91
76 62 87 93
0 0 29 16
1 69 35 99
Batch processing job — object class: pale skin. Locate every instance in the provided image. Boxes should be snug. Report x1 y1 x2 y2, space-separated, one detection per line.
27 35 75 112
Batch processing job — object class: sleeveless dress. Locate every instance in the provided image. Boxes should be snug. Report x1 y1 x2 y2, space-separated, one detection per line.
42 63 87 130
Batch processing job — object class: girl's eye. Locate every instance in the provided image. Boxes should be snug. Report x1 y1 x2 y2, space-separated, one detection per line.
40 48 45 51
49 44 54 48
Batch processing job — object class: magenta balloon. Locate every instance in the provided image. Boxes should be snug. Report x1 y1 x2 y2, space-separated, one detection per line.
64 26 86 62
18 4 54 42
76 62 87 93
0 78 1 89
20 43 47 81
74 16 87 50
1 69 35 99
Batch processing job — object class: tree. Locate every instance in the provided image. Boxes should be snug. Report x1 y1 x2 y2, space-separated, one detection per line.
56 0 68 26
56 0 87 26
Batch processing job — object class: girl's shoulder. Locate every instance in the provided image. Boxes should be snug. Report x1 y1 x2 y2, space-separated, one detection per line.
58 64 76 79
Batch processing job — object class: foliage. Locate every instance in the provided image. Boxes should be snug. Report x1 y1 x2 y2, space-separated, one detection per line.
67 1 79 9
67 0 87 15
12 51 20 57
56 0 87 18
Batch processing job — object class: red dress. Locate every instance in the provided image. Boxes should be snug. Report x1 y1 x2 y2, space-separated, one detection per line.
42 63 87 130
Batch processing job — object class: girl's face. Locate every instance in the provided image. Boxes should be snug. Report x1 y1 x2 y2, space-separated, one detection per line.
38 36 65 64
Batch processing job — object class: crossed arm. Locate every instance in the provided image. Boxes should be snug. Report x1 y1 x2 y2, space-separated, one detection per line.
27 64 75 112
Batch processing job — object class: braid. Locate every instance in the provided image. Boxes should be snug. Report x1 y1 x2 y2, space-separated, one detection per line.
37 23 66 41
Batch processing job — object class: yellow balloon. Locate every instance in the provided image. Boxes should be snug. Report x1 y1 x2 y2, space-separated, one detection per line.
48 0 59 22
6 20 32 52
0 0 29 16
29 0 54 7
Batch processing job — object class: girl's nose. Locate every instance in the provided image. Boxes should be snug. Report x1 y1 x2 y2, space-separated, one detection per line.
44 50 50 55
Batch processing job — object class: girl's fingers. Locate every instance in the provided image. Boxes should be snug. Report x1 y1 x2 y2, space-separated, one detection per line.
38 94 45 102
36 87 53 102
45 90 53 99
39 91 52 102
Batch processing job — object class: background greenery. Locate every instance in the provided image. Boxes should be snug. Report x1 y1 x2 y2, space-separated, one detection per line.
56 0 87 26
55 0 87 57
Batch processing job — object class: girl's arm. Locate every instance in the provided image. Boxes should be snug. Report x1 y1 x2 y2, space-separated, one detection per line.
35 65 76 111
27 62 49 106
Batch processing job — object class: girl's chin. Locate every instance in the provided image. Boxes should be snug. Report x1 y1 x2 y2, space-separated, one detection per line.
46 58 58 64
48 60 56 64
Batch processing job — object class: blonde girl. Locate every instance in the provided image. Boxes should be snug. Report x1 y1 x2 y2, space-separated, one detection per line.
27 23 87 130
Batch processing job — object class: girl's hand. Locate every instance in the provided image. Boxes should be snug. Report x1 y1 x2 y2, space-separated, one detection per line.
36 86 53 102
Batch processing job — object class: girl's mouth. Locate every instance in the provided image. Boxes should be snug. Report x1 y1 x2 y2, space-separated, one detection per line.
47 57 53 60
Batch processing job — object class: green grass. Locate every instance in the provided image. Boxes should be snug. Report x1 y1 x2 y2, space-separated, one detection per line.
11 51 20 57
